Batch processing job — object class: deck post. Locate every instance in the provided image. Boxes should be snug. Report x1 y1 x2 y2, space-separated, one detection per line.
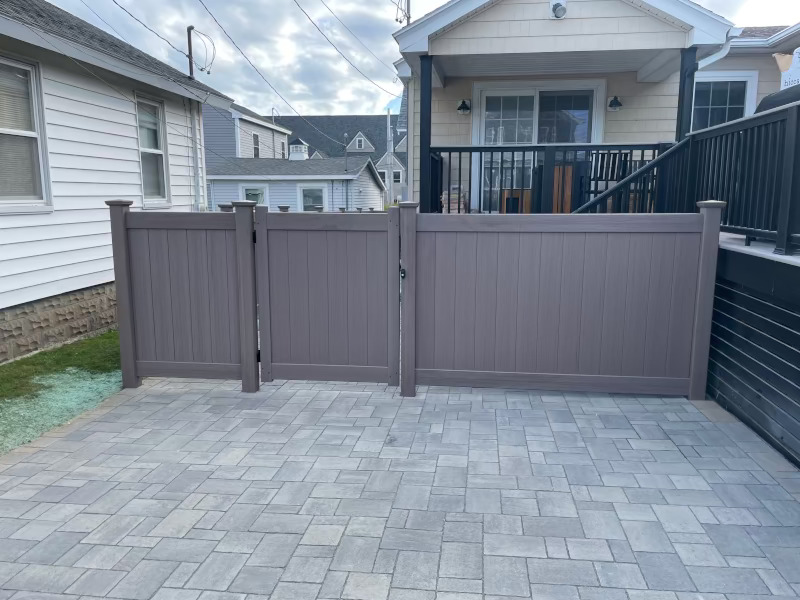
420 55 433 213
399 202 418 397
775 105 799 255
233 200 260 393
689 200 725 400
106 200 140 388
675 47 697 141
387 206 401 387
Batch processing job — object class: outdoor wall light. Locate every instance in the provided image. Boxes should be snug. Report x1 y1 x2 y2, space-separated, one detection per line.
550 0 567 19
608 96 623 111
457 99 471 115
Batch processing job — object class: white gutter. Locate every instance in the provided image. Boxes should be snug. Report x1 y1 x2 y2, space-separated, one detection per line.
731 23 800 48
699 27 743 70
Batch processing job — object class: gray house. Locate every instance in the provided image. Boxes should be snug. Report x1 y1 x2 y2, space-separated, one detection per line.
202 103 292 166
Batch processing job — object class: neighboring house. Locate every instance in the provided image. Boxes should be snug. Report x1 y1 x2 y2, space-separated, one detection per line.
202 102 291 165
207 147 386 212
0 0 231 362
393 0 800 207
276 108 408 203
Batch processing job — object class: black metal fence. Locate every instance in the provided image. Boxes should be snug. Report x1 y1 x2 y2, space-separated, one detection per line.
429 144 665 215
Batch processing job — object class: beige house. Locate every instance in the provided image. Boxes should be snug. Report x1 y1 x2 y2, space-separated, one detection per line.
394 0 800 211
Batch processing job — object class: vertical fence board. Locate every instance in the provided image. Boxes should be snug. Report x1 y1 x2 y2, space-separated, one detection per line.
536 233 564 373
307 231 330 366
416 232 437 370
495 233 520 372
287 231 311 365
167 230 194 362
268 230 291 364
347 232 369 366
148 229 175 362
453 232 478 371
643 234 677 377
666 232 701 378
434 232 457 370
225 230 241 363
366 231 388 367
327 231 349 366
186 231 212 363
474 232 499 371
207 230 233 364
621 234 653 376
515 233 541 373
128 229 156 362
578 233 607 374
599 234 630 376
557 233 586 374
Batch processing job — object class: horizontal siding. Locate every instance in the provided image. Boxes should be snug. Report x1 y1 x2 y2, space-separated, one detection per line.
430 0 687 56
0 41 205 309
202 107 236 166
238 119 289 159
707 249 800 466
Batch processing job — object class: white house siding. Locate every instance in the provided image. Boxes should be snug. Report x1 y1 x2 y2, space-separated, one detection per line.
0 48 206 310
429 0 688 56
701 54 781 105
238 119 289 159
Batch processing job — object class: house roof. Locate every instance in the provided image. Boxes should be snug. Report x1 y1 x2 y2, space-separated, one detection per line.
206 156 383 186
739 26 790 39
231 103 291 134
731 23 800 52
290 138 309 146
0 0 230 105
275 114 408 170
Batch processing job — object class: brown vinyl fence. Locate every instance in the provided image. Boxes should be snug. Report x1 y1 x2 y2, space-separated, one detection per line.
108 200 723 399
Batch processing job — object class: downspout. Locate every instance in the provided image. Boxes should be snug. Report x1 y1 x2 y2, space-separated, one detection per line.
189 100 203 211
698 27 744 70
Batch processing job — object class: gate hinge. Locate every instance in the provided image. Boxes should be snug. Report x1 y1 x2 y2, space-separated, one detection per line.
252 230 257 244
256 349 261 363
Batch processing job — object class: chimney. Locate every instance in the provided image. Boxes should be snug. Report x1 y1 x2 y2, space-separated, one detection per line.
288 138 309 161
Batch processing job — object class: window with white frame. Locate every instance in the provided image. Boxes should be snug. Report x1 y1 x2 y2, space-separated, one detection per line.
281 140 286 158
253 133 260 158
241 184 267 205
0 56 48 207
298 184 325 211
692 71 758 131
136 97 168 204
393 170 402 184
378 170 387 184
356 137 364 149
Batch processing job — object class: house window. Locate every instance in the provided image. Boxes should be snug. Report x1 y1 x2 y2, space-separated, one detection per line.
692 78 753 131
241 184 266 205
538 91 593 143
281 140 286 158
378 170 387 183
356 137 364 149
484 95 535 144
0 56 47 207
299 185 325 211
136 98 168 204
253 133 260 158
393 171 402 184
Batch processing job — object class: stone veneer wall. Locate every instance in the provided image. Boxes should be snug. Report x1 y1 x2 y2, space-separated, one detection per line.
0 283 117 363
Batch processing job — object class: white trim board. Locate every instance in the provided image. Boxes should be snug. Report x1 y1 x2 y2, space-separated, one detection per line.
238 183 269 207
692 70 759 129
296 182 329 212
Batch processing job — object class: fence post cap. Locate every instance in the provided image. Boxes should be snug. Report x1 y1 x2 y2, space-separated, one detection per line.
399 201 420 208
106 200 134 207
697 200 726 209
231 200 257 207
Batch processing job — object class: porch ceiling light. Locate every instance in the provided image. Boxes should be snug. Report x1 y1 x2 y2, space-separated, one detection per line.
457 99 471 115
551 1 567 19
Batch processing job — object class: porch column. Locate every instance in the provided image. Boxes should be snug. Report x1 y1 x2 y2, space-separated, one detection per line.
675 47 698 141
419 54 433 212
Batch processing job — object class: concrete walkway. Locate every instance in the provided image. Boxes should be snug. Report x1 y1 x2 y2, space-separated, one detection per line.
1 378 799 600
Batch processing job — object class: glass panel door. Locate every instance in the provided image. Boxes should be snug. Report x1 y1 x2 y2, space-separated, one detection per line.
537 91 593 143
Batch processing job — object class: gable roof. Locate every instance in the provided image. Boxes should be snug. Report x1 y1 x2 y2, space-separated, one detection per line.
731 23 800 53
0 0 230 106
393 0 734 53
739 26 790 39
275 114 408 170
231 103 291 134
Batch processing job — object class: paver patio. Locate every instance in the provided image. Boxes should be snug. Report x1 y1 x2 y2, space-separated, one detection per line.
1 378 799 599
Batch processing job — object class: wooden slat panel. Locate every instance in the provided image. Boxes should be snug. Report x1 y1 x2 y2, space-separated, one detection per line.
515 233 541 374
495 233 520 372
474 232 499 371
417 213 704 233
366 231 388 367
207 230 234 363
147 229 175 362
578 233 607 374
665 233 701 378
599 234 630 376
621 233 653 377
287 231 310 364
434 232 457 370
536 233 563 373
225 230 241 363
347 232 368 366
557 233 586 374
186 230 212 363
453 232 478 371
416 232 437 370
128 229 156 362
643 234 677 377
268 229 291 364
307 231 330 366
167 230 193 362
327 231 349 365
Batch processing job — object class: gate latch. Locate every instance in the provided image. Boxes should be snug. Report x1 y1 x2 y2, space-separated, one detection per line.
400 267 406 279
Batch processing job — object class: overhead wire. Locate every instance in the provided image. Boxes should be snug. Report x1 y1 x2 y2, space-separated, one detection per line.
78 0 128 41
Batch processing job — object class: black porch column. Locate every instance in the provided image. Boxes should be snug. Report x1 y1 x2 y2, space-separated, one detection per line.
419 54 433 212
675 46 698 141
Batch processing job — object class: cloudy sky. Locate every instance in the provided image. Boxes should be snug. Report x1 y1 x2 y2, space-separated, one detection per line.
50 0 800 116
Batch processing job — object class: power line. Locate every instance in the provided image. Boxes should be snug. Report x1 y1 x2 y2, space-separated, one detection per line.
110 0 189 59
317 0 397 77
291 0 401 98
195 0 348 147
78 0 128 42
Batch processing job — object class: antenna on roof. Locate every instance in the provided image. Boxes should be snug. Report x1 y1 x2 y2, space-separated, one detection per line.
186 25 195 79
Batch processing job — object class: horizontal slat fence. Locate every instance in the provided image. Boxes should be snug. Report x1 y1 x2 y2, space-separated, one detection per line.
255 208 400 385
399 202 725 398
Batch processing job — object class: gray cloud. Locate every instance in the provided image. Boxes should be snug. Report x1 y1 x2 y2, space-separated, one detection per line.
50 0 754 116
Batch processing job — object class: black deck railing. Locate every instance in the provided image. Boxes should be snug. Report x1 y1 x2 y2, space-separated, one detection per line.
429 143 666 215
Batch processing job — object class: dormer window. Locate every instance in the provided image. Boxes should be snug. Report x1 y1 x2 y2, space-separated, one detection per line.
356 137 364 150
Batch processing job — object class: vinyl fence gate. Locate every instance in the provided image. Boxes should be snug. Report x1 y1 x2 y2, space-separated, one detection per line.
108 200 723 398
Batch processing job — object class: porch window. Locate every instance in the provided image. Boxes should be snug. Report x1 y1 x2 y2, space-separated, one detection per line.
537 91 593 143
692 81 746 131
484 95 535 145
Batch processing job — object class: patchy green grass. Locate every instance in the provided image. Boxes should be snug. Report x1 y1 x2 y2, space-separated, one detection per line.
0 331 122 453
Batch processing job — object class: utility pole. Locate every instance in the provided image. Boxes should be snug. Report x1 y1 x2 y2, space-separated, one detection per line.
186 25 195 79
387 109 394 205
406 0 411 25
